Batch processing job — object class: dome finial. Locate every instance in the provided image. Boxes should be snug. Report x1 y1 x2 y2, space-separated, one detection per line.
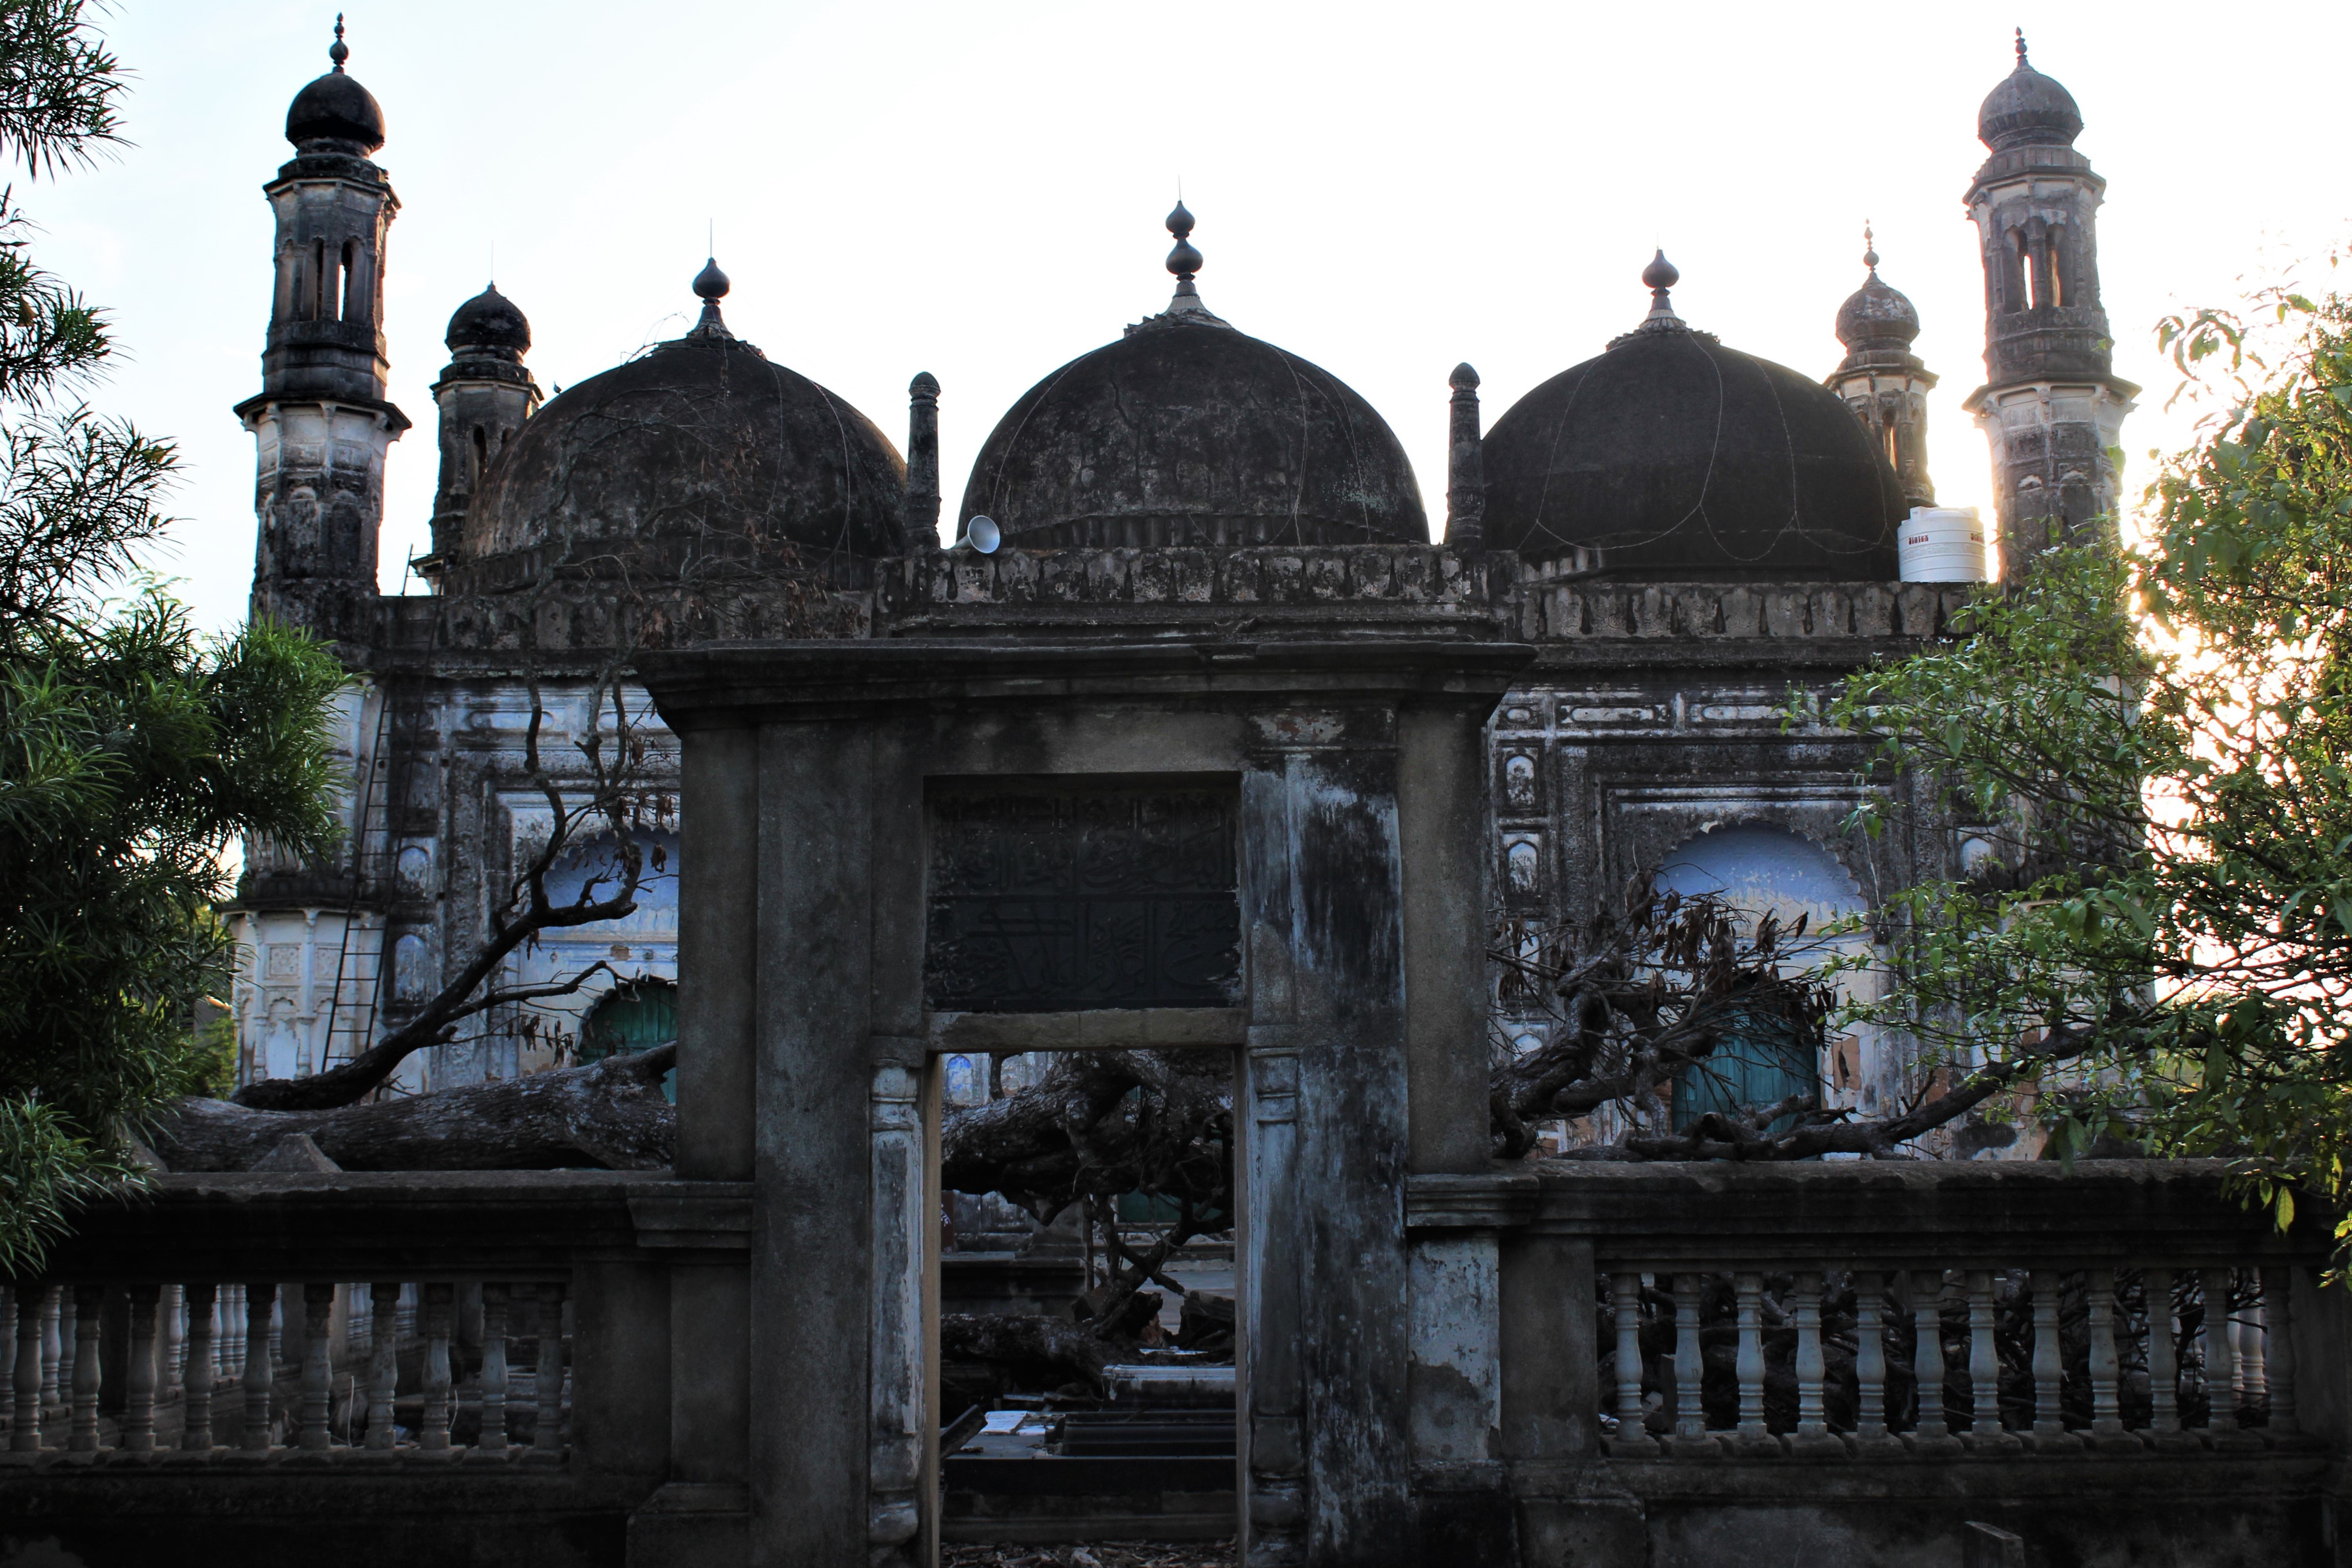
1166 200 1202 285
1863 221 1878 274
1155 198 1225 324
1642 249 1682 318
689 256 733 340
330 12 348 72
1609 249 1695 348
2014 26 2028 65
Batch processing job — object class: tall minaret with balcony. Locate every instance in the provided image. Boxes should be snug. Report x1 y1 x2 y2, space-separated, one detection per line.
1828 226 1937 510
235 18 409 634
1961 31 2136 571
418 285 540 581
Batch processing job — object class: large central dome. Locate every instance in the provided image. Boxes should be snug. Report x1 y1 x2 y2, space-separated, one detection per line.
958 205 1427 549
1482 255 1902 581
465 262 907 571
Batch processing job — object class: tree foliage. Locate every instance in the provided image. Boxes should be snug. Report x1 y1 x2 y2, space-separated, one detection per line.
1825 268 2352 1226
0 1 346 1271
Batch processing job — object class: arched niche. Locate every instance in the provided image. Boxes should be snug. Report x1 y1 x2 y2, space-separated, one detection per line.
1652 823 1884 1130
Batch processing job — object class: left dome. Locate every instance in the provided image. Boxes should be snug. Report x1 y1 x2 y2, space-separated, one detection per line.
958 205 1427 549
446 285 530 355
464 265 907 566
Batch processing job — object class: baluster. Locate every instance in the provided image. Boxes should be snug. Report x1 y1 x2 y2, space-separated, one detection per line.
238 1284 276 1454
1607 1272 1657 1455
1733 1272 1774 1453
2261 1266 2300 1442
2027 1269 2081 1451
2144 1266 2190 1450
295 1282 334 1454
419 1283 454 1456
2086 1267 2131 1451
1670 1273 1713 1456
163 1284 185 1387
1907 1271 1958 1453
40 1288 61 1416
472 1282 509 1459
365 1282 400 1452
122 1283 159 1455
52 1291 74 1417
2199 1267 2260 1449
1852 1271 1899 1456
2236 1274 2266 1412
1791 1271 1840 1456
9 1282 43 1453
67 1286 100 1457
534 1281 567 1458
2198 1267 2236 1437
215 1284 240 1383
181 1283 216 1453
1963 1270 2019 1451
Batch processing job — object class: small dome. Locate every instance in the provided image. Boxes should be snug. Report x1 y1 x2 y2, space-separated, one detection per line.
285 70 384 152
1978 34 2082 151
960 321 1427 549
466 286 906 568
446 285 529 355
959 205 1425 548
1835 272 1920 350
1483 313 1901 580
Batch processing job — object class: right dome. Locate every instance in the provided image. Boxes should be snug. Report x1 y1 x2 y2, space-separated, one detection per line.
1480 256 1903 581
1977 32 2083 151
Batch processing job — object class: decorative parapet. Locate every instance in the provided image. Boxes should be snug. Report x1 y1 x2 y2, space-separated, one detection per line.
874 544 1515 636
1516 577 1973 644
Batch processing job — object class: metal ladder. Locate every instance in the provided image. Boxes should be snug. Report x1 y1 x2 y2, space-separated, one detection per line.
318 685 394 1075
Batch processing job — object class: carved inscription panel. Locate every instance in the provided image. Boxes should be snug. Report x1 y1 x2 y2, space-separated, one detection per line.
924 779 1241 1012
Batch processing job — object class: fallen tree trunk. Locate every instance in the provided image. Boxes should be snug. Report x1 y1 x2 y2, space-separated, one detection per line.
148 1045 676 1172
939 1310 1110 1396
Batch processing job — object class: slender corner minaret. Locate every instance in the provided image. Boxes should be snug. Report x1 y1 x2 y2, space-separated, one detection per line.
1445 363 1484 549
905 372 941 544
422 284 539 583
1829 225 1937 509
236 16 410 633
1960 31 2137 569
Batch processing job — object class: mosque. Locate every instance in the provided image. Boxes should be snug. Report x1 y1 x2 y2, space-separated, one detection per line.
227 24 2135 1140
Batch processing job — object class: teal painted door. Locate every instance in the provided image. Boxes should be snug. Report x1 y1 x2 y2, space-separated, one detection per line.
580 981 678 1102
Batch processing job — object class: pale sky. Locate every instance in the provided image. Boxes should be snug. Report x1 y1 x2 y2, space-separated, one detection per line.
27 0 2352 633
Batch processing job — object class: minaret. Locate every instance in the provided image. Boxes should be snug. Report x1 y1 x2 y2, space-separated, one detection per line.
235 16 410 632
421 284 539 580
1828 226 1937 509
1960 31 2136 570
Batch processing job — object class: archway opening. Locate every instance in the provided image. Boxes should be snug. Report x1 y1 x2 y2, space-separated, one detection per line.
1653 823 1869 1134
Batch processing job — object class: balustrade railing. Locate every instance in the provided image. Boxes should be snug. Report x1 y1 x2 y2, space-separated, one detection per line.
1595 1264 2305 1457
0 1169 738 1485
1 1276 570 1463
1425 1158 2342 1468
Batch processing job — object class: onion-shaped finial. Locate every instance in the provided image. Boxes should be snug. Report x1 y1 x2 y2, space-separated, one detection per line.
330 12 349 71
2015 26 2028 64
1642 248 1680 293
1166 200 1202 280
1862 222 1879 274
687 256 734 339
1450 362 1480 391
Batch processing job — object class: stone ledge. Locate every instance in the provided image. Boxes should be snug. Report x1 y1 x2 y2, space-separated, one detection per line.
1405 1171 1539 1230
28 1172 755 1279
1519 1158 2333 1267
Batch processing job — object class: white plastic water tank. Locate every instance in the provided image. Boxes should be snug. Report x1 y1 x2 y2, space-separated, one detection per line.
1898 506 1989 582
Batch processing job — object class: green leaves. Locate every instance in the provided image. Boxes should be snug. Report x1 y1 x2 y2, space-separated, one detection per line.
1823 275 2352 1230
